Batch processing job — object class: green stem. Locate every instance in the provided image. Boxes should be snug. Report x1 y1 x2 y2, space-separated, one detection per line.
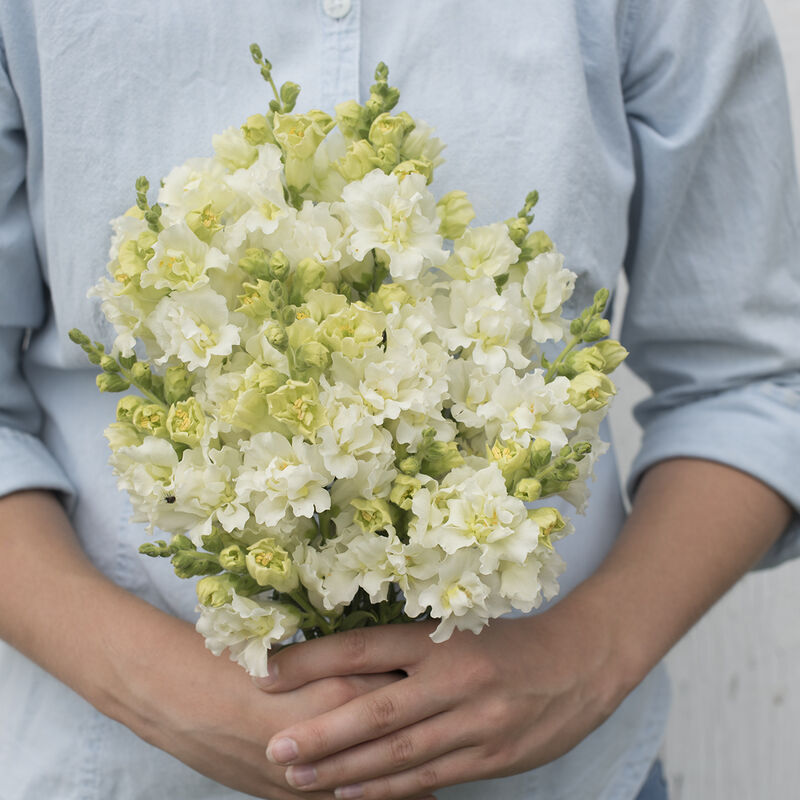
117 365 169 408
544 334 581 382
290 589 333 635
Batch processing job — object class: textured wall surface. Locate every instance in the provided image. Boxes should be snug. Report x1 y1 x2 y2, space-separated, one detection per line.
608 2 800 796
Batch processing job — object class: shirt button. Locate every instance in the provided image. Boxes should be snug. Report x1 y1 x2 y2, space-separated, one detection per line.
323 0 351 19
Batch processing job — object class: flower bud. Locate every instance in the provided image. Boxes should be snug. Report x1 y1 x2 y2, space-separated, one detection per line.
371 142 400 173
436 190 475 240
389 474 422 511
246 538 299 593
132 403 169 437
487 439 531 486
254 366 288 395
530 438 553 471
565 346 605 376
399 456 422 475
166 397 206 447
96 373 130 392
593 340 628 373
263 320 289 352
567 370 616 412
68 329 91 347
139 540 171 558
336 139 377 182
170 534 196 552
100 355 120 373
583 318 611 342
392 158 433 184
104 421 144 450
219 544 247 574
528 506 567 548
163 364 194 404
422 441 464 478
269 250 290 281
519 230 554 261
369 111 415 149
506 216 529 246
279 81 301 112
295 341 332 373
295 258 326 292
196 574 236 607
130 361 153 389
238 248 272 280
116 395 147 422
241 113 275 146
572 441 593 460
513 477 542 502
335 99 367 139
351 498 395 533
367 282 412 313
171 549 222 579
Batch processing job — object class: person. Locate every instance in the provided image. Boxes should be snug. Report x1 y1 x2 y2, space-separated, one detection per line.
1 1 798 799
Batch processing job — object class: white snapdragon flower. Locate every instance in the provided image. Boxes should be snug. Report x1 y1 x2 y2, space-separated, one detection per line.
477 368 580 451
443 277 529 372
141 221 229 292
444 223 520 281
171 446 250 544
196 592 302 678
147 286 240 371
341 170 447 281
236 432 332 526
212 125 258 171
158 157 235 228
521 251 576 342
446 359 500 431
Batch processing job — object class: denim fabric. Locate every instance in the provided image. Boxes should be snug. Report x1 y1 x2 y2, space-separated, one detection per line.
635 760 669 800
0 1 798 798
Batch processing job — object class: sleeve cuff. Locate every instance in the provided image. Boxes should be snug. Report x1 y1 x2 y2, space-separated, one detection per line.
0 426 76 510
626 379 800 571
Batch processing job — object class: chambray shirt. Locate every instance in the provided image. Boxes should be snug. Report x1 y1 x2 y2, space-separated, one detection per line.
1 1 799 799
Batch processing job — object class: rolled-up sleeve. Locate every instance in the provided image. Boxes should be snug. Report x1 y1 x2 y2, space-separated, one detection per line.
620 0 800 567
0 34 74 501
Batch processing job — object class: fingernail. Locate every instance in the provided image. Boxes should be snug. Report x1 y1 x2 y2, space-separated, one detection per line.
267 737 298 764
252 664 278 689
335 785 364 799
286 764 317 788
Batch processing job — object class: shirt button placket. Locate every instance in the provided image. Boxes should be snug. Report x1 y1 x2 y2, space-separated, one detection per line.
319 0 361 107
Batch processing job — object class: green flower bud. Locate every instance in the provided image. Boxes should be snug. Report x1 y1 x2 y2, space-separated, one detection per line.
132 403 169 437
519 230 554 262
68 328 91 347
295 258 326 292
99 355 120 373
130 361 153 389
279 81 301 112
237 280 274 318
399 456 422 475
369 111 415 149
583 318 611 342
104 421 144 450
528 506 566 549
116 395 147 422
201 530 227 553
513 477 542 502
139 540 171 558
267 379 328 440
371 142 401 173
264 320 289 352
241 113 275 146
530 438 553 471
392 158 433 184
186 204 223 244
238 248 272 280
436 191 476 240
254 366 288 395
421 441 464 479
245 538 299 592
171 549 222 579
335 139 377 182
170 534 196 552
163 365 194 405
96 373 130 392
568 370 616 412
505 216 529 247
335 99 367 139
487 439 531 487
219 544 247 574
565 346 605 376
593 288 610 313
166 397 206 447
593 340 628 373
269 250 291 281
295 341 332 374
572 441 593 460
389 474 422 511
273 110 335 161
351 498 394 533
196 574 236 607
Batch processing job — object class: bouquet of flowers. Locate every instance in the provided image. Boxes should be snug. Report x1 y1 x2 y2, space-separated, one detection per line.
71 48 627 677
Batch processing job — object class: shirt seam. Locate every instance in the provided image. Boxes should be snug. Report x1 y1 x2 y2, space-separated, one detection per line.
618 0 642 95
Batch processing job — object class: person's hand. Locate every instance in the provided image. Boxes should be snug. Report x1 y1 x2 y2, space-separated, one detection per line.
110 612 400 800
254 597 629 800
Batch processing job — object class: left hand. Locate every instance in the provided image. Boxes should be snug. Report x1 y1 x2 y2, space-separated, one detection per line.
255 597 630 800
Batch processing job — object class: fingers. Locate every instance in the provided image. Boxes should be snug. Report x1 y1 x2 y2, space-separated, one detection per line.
267 676 450 768
283 710 470 793
256 624 435 692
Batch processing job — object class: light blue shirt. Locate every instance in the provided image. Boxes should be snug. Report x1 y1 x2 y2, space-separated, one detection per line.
1 1 799 798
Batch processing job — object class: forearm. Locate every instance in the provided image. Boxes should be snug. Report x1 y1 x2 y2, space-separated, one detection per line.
0 489 192 721
564 457 792 693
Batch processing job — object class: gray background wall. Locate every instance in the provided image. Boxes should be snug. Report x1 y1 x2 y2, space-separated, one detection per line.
608 2 800 796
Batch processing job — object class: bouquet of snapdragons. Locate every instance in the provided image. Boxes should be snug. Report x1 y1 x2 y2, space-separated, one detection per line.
71 48 627 677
